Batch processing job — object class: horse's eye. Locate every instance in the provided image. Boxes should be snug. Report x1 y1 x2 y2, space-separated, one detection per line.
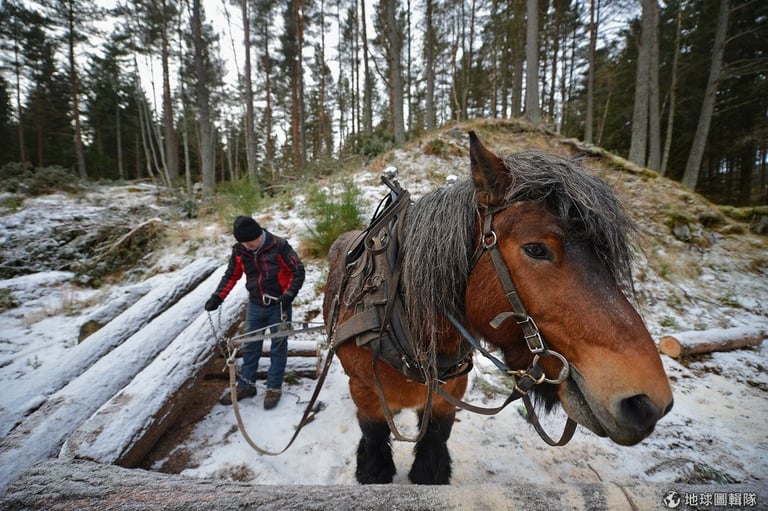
523 243 551 260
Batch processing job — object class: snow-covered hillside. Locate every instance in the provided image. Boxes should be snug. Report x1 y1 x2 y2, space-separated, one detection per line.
1 124 766 495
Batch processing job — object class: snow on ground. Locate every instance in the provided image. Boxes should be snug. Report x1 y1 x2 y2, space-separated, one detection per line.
1 144 767 495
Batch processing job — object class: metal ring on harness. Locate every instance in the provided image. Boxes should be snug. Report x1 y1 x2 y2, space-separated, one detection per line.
531 351 570 384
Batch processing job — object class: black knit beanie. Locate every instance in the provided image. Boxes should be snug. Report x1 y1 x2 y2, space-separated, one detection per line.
233 215 263 242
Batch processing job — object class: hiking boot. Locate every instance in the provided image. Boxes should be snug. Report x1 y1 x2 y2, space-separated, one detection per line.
219 386 257 406
264 388 282 410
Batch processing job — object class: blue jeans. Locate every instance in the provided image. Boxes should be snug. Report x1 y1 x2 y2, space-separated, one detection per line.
239 301 290 390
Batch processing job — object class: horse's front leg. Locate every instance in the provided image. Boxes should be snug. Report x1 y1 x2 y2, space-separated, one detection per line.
408 410 455 484
355 416 396 484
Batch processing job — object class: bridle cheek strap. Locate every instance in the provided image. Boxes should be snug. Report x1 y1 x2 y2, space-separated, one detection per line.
442 205 576 446
477 207 569 379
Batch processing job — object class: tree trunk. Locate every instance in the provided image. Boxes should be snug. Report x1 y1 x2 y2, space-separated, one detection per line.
386 0 405 144
7 460 764 511
263 21 274 176
547 0 562 125
12 35 27 171
67 0 87 180
0 259 218 439
360 0 372 134
0 263 231 494
524 0 540 125
193 0 215 199
585 0 597 143
460 0 476 121
318 0 331 157
424 0 436 131
628 0 654 167
683 0 729 190
290 0 306 168
242 0 257 181
647 0 661 171
161 0 178 183
116 102 124 180
660 3 682 176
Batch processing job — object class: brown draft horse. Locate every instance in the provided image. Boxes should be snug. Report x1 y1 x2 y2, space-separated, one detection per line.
322 132 673 485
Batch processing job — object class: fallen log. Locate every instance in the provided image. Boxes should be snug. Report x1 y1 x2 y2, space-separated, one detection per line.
60 288 247 468
249 339 320 358
0 258 219 439
659 325 766 358
2 459 766 511
0 264 240 495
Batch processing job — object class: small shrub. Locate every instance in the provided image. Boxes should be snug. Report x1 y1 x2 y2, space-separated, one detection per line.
0 163 80 195
27 166 79 195
0 289 19 310
0 194 24 210
209 178 262 226
304 182 364 258
344 128 395 158
697 211 726 228
659 316 679 329
423 138 446 157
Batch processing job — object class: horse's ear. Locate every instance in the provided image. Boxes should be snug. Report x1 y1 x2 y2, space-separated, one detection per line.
468 131 509 205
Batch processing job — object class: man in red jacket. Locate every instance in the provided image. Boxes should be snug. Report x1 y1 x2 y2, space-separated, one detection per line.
205 215 305 409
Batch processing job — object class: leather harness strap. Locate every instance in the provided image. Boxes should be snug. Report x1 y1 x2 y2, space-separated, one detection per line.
332 182 577 446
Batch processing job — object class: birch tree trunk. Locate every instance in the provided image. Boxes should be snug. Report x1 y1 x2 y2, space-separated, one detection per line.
683 0 729 190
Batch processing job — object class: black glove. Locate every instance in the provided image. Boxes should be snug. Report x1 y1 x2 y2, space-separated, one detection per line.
205 294 223 311
278 294 292 306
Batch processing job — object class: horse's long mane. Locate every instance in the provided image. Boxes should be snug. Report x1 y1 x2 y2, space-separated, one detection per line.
400 150 636 349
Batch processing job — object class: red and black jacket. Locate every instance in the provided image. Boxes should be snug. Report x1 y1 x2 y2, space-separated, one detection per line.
213 230 305 305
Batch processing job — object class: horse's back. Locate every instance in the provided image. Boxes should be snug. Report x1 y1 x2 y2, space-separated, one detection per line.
322 230 362 325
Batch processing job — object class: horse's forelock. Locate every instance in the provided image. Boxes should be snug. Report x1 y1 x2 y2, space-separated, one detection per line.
500 151 636 290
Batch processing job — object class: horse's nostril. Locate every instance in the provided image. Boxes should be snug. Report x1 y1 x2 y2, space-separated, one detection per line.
618 394 661 430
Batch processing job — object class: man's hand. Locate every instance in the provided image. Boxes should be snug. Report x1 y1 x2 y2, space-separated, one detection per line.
278 294 292 306
205 295 223 311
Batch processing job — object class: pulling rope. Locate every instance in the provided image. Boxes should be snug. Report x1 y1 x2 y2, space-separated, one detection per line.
208 311 333 456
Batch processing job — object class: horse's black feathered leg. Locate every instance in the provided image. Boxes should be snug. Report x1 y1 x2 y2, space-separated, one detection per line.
409 413 454 484
356 420 396 484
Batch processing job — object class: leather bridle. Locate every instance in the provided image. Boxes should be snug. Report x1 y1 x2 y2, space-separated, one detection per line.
437 203 576 446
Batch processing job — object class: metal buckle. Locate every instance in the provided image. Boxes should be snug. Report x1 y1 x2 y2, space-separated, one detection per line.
517 316 546 353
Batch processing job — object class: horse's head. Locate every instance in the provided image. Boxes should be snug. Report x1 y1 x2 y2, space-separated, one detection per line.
464 132 673 446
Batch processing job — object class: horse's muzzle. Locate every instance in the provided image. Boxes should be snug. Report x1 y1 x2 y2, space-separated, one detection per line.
560 368 674 446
